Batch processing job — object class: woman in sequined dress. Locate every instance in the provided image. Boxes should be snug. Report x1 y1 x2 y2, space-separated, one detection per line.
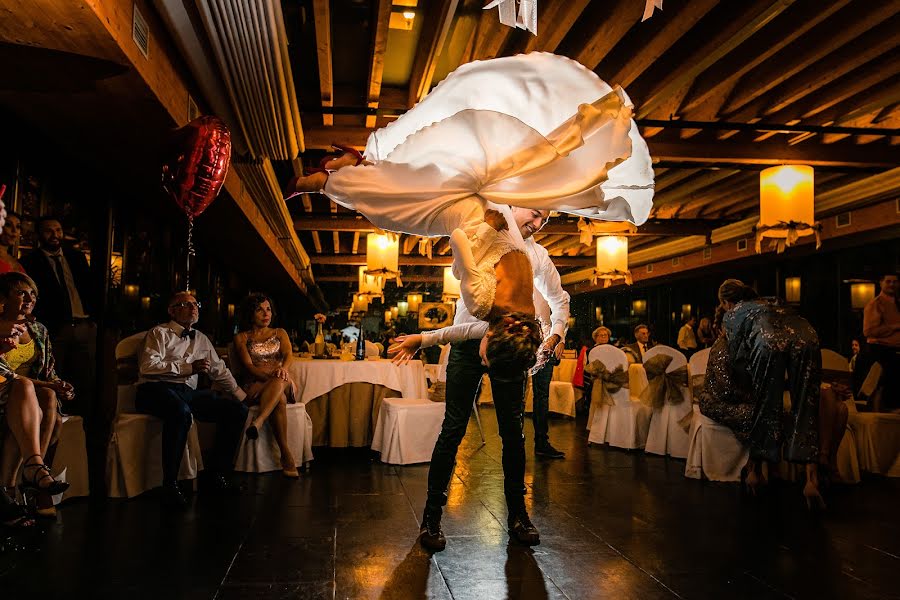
697 279 823 507
233 293 299 478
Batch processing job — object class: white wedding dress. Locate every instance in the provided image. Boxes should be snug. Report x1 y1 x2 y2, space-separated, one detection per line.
323 52 655 239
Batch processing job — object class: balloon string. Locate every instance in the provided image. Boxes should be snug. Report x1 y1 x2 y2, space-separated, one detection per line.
186 217 195 291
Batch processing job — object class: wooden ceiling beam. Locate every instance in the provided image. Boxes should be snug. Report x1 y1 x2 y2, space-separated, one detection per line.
653 170 743 215
312 0 334 126
648 138 900 168
294 214 736 236
310 254 595 267
609 0 719 89
679 0 852 118
568 0 643 70
365 0 392 129
637 0 795 119
408 0 459 107
317 274 442 283
469 1 515 62
720 2 900 118
519 0 591 55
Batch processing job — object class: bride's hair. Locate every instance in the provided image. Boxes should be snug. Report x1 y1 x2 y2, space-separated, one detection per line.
485 312 542 380
714 279 758 330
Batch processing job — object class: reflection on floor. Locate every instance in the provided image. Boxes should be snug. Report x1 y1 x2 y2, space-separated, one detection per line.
2 406 899 599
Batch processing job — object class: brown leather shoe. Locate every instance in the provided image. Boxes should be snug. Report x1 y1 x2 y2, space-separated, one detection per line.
419 509 446 552
508 512 540 546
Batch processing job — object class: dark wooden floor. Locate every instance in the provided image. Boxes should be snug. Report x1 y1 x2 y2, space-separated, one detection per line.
2 408 899 599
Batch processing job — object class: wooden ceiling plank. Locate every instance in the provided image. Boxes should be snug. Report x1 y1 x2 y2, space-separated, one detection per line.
654 170 743 217
352 231 360 254
312 0 334 127
649 137 899 168
610 0 719 88
721 1 900 117
311 231 323 254
680 0 853 116
638 0 795 119
763 21 900 118
403 234 419 254
333 231 341 254
521 0 591 55
365 0 392 129
408 0 460 107
568 0 644 70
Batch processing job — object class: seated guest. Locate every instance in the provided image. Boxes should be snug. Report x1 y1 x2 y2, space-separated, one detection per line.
591 326 611 348
624 324 655 364
137 291 249 507
862 274 899 411
0 272 74 517
0 314 68 501
848 337 873 400
0 212 25 274
232 293 299 478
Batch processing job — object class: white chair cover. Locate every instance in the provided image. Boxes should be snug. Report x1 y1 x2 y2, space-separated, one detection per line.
587 345 651 448
50 415 90 503
684 347 750 482
106 331 205 498
234 404 314 473
371 398 445 464
524 381 576 417
642 345 691 459
821 348 849 371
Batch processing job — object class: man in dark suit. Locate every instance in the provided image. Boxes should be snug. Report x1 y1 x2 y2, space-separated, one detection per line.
624 323 655 364
21 216 96 417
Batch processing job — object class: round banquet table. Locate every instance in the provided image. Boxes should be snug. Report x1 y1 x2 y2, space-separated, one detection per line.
288 358 428 447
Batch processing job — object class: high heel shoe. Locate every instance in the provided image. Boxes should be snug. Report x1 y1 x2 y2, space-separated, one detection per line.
245 425 259 441
803 466 826 511
19 455 69 496
329 143 364 166
283 171 328 200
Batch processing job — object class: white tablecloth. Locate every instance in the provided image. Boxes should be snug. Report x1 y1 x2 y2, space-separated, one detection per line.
289 359 428 404
552 358 579 383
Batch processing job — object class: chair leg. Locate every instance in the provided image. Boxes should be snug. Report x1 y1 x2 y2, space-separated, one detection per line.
471 398 486 446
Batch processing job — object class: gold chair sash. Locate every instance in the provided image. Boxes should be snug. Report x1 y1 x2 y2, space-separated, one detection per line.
639 354 689 410
584 360 629 407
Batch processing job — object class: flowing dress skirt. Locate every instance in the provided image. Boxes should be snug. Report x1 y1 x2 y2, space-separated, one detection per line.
323 52 655 238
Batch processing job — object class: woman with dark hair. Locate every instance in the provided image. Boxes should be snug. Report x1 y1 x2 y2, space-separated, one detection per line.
0 211 25 274
698 279 824 507
0 272 72 512
233 293 299 478
696 317 715 348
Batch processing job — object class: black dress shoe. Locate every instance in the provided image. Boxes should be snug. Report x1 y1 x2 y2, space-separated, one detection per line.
160 484 188 509
508 512 540 546
419 509 446 552
535 443 565 459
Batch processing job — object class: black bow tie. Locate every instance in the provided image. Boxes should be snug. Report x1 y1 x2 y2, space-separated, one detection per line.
180 329 196 339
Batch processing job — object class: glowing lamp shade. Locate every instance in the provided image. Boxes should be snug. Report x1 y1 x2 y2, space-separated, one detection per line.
352 293 369 313
757 166 818 253
123 284 140 299
384 310 392 324
406 293 422 312
366 233 401 285
785 277 801 303
443 267 461 300
595 307 603 323
850 282 875 310
397 301 408 317
681 304 692 321
358 266 383 297
141 296 151 311
593 236 632 287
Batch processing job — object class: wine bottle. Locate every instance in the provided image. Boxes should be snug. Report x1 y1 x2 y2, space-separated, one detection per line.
355 327 366 361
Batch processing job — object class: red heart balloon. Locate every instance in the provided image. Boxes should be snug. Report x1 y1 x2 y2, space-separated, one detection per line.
161 116 231 220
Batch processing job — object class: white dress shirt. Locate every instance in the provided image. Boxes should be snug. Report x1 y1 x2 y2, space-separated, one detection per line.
138 321 246 401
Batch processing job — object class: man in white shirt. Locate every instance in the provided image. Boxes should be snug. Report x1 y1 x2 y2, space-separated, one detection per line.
414 207 568 551
136 291 249 507
677 316 698 358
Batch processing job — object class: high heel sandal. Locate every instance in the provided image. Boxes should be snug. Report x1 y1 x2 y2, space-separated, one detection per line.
245 425 259 441
328 143 364 167
19 455 69 496
803 466 826 511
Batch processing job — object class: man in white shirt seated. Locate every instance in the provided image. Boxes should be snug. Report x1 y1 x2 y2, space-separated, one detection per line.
136 291 249 508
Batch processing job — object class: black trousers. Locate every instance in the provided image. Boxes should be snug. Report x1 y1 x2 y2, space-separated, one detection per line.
426 339 527 517
868 344 899 411
531 356 557 446
136 382 248 486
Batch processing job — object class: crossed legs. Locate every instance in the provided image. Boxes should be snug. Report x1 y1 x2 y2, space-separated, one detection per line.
248 378 297 473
